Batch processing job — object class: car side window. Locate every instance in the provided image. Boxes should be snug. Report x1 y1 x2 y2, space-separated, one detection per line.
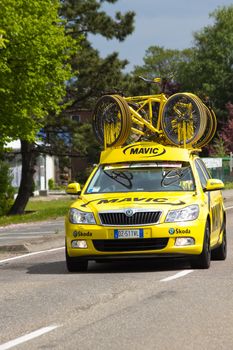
195 160 207 188
197 159 211 179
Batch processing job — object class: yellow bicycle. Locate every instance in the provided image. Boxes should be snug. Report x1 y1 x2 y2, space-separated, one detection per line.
92 77 217 149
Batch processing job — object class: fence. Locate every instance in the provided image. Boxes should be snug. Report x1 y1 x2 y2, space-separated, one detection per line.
202 155 233 183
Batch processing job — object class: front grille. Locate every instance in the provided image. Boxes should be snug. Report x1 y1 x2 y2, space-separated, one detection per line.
99 211 161 226
92 238 168 252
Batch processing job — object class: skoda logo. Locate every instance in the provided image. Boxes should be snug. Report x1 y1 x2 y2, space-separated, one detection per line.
125 209 134 217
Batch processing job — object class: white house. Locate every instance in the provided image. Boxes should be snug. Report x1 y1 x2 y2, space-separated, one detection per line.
7 140 57 193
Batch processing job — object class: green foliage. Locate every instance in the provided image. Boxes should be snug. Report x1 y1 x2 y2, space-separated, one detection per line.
0 0 78 143
48 178 55 190
223 182 233 189
209 134 228 157
66 46 129 108
72 123 101 163
0 0 134 216
220 102 233 153
75 167 94 185
61 0 135 41
38 0 136 156
0 160 14 216
178 5 233 116
0 29 8 48
127 6 233 151
127 46 193 95
60 0 135 108
137 46 191 79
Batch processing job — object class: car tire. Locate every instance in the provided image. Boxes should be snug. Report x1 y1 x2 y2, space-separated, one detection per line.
211 222 227 261
65 246 88 273
190 221 211 269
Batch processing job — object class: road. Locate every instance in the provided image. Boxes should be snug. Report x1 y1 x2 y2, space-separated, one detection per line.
0 219 64 245
0 210 233 349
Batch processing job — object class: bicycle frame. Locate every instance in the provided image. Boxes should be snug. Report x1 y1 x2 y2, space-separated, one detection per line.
125 93 167 135
124 94 198 148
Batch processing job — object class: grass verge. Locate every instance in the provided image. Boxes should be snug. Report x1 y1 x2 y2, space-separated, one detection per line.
224 182 233 189
0 197 74 227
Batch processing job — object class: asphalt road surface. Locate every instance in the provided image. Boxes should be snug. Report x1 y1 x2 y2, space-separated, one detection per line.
0 219 64 245
1 209 233 349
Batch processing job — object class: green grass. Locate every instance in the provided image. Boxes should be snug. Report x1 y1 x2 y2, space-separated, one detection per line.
0 198 74 227
224 182 233 189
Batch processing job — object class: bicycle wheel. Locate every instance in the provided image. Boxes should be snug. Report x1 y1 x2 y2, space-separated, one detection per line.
184 94 217 148
113 95 133 145
184 93 208 139
92 95 131 147
194 106 217 148
161 93 207 146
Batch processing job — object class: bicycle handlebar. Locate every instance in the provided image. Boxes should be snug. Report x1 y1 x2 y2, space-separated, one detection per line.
138 76 161 84
139 76 181 95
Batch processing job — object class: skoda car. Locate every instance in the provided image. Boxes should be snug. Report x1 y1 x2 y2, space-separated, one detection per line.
65 142 226 272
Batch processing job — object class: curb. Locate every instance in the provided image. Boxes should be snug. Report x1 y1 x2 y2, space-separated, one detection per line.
0 235 64 254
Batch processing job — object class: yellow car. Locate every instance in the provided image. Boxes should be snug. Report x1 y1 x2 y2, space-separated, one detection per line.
65 142 226 272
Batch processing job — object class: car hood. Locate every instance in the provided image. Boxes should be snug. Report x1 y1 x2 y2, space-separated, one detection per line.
71 192 197 213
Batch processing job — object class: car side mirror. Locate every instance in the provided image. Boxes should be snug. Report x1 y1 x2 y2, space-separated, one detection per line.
66 182 81 195
204 179 224 192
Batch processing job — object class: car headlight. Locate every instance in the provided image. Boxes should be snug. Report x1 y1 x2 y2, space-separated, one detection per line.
165 204 199 222
69 208 96 224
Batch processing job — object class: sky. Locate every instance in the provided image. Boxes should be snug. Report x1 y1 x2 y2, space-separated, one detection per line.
89 0 233 72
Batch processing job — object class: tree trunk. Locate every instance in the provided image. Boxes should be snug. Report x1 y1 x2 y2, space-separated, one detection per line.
8 140 37 215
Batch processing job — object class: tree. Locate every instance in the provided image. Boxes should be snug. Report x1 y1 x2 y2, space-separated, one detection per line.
208 134 228 157
71 123 102 183
60 0 135 107
2 0 135 215
128 6 233 154
61 0 134 41
0 0 78 215
219 102 233 153
38 1 135 184
178 5 233 120
0 29 8 48
65 44 129 109
126 46 192 96
38 0 135 160
0 159 14 216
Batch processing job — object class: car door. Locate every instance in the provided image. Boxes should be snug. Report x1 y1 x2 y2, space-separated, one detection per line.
195 158 223 245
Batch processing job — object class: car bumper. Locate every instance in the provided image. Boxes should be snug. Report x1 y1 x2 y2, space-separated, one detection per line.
65 219 206 259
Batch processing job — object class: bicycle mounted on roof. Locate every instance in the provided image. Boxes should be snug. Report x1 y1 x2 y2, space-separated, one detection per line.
92 77 217 149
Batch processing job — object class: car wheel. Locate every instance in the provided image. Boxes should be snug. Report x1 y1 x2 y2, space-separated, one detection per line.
65 245 88 273
211 222 227 261
190 221 211 269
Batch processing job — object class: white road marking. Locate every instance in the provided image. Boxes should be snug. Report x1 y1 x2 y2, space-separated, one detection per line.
0 325 59 350
0 247 64 265
160 269 194 282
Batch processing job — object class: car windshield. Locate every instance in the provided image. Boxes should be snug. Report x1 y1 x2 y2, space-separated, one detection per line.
86 162 195 193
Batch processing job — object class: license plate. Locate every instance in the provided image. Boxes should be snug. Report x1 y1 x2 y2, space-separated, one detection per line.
114 229 143 239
